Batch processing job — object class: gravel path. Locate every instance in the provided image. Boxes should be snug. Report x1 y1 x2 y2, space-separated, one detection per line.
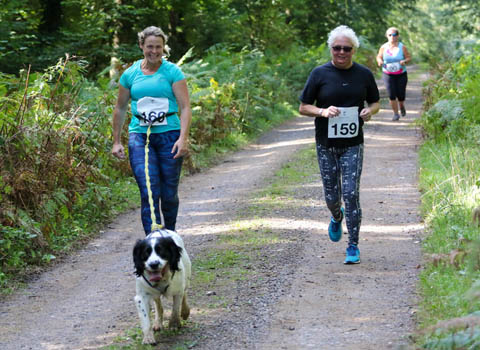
0 67 425 350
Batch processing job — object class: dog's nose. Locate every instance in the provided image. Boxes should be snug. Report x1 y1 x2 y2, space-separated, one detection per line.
149 262 160 270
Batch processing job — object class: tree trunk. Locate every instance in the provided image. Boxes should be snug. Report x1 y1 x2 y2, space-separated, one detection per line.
39 0 62 33
110 0 122 80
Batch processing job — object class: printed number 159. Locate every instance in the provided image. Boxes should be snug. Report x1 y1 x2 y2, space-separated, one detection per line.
331 122 357 136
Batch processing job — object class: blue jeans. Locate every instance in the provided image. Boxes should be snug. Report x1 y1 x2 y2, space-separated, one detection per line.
316 144 364 246
128 131 183 234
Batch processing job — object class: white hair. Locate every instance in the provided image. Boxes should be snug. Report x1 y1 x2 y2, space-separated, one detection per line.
327 25 360 49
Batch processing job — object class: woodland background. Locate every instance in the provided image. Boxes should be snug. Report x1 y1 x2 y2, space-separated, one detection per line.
1 0 480 348
1 0 417 76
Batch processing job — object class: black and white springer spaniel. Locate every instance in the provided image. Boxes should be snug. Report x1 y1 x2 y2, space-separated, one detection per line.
133 229 191 344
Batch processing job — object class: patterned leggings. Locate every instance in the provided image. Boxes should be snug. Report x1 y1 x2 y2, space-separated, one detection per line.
316 143 364 246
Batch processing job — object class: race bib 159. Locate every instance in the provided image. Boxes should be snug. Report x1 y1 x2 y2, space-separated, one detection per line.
327 107 359 138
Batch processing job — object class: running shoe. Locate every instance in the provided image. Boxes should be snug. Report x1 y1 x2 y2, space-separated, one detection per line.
328 208 344 242
400 106 406 117
392 113 400 121
344 245 360 264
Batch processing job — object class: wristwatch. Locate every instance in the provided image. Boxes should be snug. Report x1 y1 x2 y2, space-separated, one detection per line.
318 108 324 117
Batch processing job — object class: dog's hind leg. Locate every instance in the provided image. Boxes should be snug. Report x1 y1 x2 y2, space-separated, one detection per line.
134 294 156 344
181 293 190 320
152 296 164 331
169 294 182 329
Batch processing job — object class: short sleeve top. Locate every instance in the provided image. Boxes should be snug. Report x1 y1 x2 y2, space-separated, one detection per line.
299 61 379 147
382 42 407 75
119 59 185 134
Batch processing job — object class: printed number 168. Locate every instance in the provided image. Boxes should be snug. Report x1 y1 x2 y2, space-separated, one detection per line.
142 111 165 123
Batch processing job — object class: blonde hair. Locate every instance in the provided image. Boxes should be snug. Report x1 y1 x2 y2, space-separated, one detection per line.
138 26 170 56
327 25 360 49
385 27 399 37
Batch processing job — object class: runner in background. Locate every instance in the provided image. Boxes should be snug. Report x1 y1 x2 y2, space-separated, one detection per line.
298 25 380 264
112 26 192 234
376 27 411 121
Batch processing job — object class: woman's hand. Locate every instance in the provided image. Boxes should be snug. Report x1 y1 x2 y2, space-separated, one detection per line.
376 46 385 67
323 106 341 118
172 79 192 160
298 103 340 118
112 85 130 160
360 107 372 122
361 102 379 121
112 143 126 159
172 137 189 159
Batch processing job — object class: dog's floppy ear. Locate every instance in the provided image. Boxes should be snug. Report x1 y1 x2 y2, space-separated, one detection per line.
133 239 146 277
166 238 183 272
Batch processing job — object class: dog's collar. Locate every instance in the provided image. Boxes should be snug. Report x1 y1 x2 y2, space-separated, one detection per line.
142 274 169 293
147 229 168 239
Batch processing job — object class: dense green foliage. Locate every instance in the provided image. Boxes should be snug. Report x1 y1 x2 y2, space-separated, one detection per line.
415 8 480 346
0 57 138 289
386 0 480 68
0 0 411 77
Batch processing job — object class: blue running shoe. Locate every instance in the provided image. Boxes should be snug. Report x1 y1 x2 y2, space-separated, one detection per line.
344 245 360 264
328 208 344 242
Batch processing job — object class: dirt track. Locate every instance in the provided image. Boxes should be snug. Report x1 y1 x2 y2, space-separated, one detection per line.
0 67 425 350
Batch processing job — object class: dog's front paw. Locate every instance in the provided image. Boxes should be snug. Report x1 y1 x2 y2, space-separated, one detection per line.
142 330 156 345
152 321 163 332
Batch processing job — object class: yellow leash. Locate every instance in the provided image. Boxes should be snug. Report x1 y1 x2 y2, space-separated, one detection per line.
145 124 163 232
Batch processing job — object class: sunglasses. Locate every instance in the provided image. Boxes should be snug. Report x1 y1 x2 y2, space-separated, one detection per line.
331 46 353 52
388 32 399 37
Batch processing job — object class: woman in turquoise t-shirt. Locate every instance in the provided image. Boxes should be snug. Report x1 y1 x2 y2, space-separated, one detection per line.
112 26 192 234
376 27 411 121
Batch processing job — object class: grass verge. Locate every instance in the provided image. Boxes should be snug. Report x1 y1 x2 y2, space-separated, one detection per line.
416 139 480 348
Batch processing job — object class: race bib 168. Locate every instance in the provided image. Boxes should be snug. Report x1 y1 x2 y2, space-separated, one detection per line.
137 97 169 126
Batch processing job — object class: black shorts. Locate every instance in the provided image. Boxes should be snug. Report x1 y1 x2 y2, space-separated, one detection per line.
382 72 408 101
